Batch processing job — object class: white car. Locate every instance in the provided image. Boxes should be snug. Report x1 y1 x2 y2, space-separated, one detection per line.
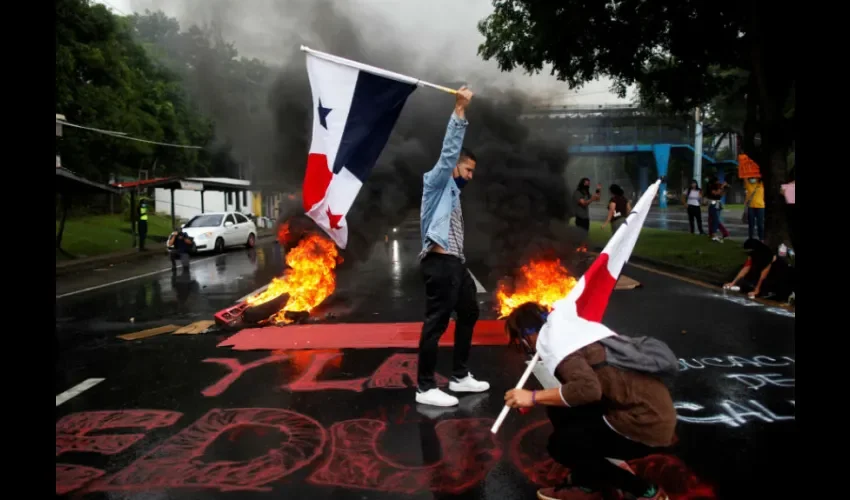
169 211 257 254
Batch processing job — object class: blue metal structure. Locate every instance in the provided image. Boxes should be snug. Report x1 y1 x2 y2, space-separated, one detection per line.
522 104 738 207
567 143 738 208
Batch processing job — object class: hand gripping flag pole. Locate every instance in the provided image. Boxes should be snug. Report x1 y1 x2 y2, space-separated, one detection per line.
491 179 663 434
300 46 458 95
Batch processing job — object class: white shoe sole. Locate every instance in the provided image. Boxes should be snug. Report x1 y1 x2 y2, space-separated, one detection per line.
448 381 490 393
415 392 458 407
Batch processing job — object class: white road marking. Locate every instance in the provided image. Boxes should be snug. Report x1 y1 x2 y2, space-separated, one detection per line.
56 255 219 299
56 378 105 407
469 270 487 294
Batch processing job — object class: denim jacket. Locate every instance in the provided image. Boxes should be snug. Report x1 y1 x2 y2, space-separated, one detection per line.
420 112 468 253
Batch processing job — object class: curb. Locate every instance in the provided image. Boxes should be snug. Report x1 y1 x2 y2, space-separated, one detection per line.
56 232 277 277
589 246 729 285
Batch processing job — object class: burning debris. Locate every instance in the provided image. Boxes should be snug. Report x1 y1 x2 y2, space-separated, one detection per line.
244 232 341 324
496 259 578 318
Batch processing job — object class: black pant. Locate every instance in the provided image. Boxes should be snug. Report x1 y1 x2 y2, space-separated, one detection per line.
686 205 704 234
138 220 148 249
546 405 655 495
574 216 590 232
739 262 795 301
170 250 190 271
417 253 479 391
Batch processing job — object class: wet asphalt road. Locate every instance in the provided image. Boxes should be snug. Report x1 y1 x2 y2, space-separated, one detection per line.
55 214 794 499
589 206 749 239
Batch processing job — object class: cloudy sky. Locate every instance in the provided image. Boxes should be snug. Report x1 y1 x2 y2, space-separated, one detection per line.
94 0 632 106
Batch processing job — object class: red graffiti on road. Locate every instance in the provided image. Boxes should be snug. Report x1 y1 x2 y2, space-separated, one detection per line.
366 353 448 389
201 354 290 397
88 408 326 493
308 418 501 494
201 351 447 396
56 409 182 455
56 464 105 495
285 352 369 392
55 410 182 496
511 419 717 499
56 408 718 497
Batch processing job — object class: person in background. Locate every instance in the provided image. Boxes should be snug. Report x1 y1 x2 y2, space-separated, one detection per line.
601 184 631 234
744 176 766 241
167 228 193 274
781 167 796 251
724 239 795 301
503 303 674 500
572 178 602 244
705 179 730 242
682 179 705 235
137 198 149 251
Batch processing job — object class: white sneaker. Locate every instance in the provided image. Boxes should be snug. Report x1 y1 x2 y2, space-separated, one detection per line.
415 388 459 407
449 374 490 393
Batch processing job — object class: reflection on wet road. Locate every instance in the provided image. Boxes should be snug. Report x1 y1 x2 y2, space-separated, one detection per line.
55 213 794 499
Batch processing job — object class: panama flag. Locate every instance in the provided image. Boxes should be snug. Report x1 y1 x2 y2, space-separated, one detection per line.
536 179 662 376
301 47 418 248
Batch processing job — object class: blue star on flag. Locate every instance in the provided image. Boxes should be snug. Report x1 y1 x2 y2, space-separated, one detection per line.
318 99 332 129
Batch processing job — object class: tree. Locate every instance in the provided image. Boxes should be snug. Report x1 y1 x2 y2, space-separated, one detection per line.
55 0 213 182
478 0 794 245
128 11 277 180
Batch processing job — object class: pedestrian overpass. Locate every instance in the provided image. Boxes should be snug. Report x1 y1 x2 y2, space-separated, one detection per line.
521 103 739 207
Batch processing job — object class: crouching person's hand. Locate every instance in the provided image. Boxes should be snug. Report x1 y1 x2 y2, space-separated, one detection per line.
505 389 535 408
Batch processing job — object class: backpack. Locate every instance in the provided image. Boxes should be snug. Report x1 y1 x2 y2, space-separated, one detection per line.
591 335 679 384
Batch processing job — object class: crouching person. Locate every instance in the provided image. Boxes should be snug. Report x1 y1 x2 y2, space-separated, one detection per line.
503 303 677 500
167 229 193 274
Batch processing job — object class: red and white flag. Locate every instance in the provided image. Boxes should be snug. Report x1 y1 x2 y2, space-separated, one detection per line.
536 179 661 375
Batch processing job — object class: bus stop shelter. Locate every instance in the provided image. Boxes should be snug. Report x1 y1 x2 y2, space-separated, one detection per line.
111 177 254 248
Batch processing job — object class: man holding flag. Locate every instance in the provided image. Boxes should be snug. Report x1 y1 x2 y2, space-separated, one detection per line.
415 86 490 408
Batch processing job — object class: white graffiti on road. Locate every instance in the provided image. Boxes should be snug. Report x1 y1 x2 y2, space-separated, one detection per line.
678 355 794 371
715 293 795 318
726 373 794 390
675 399 795 427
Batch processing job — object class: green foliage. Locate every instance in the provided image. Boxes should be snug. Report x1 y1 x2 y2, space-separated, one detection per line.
55 212 174 260
56 0 214 182
478 0 794 245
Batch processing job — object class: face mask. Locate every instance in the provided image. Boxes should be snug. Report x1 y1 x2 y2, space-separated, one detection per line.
455 177 467 189
748 178 758 184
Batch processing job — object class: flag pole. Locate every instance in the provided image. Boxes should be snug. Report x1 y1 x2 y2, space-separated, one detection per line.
300 46 457 95
491 352 540 434
417 81 458 95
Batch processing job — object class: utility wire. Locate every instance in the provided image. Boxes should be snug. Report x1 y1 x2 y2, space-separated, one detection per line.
58 119 204 150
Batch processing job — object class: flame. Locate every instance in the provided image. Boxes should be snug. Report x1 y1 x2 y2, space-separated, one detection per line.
247 233 340 324
496 259 577 318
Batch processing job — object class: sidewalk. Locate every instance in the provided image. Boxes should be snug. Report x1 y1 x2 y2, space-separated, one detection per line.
56 229 277 277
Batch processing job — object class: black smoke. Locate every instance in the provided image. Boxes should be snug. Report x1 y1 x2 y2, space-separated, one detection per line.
132 0 583 278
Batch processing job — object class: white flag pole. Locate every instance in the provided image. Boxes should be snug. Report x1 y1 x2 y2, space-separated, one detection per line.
491 352 540 434
300 46 458 95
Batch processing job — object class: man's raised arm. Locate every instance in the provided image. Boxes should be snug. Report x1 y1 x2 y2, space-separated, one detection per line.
424 86 473 187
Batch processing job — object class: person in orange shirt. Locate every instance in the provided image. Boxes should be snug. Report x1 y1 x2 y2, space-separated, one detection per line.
744 177 765 241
